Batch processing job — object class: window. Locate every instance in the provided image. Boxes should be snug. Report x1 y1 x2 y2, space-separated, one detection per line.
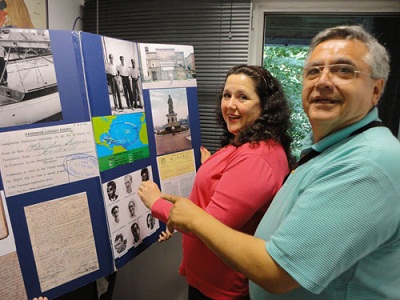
263 43 309 156
249 1 400 148
263 14 400 155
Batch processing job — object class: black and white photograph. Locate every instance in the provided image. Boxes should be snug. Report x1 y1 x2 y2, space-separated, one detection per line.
106 180 119 201
102 167 155 254
111 205 120 224
128 200 136 219
114 233 127 254
102 36 143 114
130 222 140 244
123 174 134 194
146 213 155 230
0 28 62 128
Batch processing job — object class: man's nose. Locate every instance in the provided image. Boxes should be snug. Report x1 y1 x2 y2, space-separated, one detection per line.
315 67 334 86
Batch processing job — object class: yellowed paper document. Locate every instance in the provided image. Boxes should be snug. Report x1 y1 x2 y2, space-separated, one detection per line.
157 149 196 197
25 192 99 292
0 191 27 299
0 194 8 240
0 252 27 299
0 122 99 197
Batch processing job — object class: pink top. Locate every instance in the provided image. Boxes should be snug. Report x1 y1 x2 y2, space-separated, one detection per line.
151 141 289 299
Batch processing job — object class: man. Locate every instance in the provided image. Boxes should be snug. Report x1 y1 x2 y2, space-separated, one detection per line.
124 174 133 194
141 167 149 182
105 53 123 111
111 205 119 223
128 200 136 218
146 213 155 230
117 55 134 109
114 234 127 253
131 222 140 243
150 25 400 298
130 59 142 108
106 180 118 201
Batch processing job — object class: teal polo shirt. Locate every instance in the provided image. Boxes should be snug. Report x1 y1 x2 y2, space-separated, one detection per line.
251 107 400 299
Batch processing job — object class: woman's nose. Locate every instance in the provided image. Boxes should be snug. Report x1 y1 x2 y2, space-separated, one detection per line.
226 97 237 109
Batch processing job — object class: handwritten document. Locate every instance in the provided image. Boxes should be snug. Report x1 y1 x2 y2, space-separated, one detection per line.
0 194 8 240
0 190 27 299
0 190 16 257
157 149 196 197
25 192 99 292
0 122 99 197
0 251 27 299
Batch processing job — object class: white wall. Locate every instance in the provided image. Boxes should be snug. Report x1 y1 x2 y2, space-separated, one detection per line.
47 0 85 31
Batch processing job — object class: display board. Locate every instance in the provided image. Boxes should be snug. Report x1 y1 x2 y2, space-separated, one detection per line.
0 28 201 299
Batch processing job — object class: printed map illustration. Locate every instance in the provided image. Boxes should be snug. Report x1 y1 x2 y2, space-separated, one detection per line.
92 113 149 171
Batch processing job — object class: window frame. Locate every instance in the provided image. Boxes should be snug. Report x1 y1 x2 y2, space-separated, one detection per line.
248 0 400 139
248 0 400 65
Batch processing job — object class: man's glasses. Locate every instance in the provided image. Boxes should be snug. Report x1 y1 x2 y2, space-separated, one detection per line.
303 64 371 86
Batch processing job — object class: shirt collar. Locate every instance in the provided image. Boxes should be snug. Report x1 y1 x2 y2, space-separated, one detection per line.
301 107 380 155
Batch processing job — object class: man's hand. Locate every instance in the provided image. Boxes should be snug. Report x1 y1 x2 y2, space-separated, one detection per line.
137 181 161 209
164 195 299 294
163 194 205 234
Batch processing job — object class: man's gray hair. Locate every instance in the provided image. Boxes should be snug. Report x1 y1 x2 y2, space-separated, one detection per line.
307 25 390 89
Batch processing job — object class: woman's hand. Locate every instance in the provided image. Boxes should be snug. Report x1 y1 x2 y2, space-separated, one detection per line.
200 146 211 164
137 180 161 209
33 297 48 300
157 228 174 242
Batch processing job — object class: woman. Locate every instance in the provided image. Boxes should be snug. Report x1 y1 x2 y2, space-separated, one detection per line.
138 65 292 299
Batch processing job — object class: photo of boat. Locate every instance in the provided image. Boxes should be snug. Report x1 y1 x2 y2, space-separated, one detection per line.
0 28 62 128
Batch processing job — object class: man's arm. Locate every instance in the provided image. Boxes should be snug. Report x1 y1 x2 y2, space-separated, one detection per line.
165 194 300 294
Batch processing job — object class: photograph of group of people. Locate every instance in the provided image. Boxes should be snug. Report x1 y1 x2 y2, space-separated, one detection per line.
103 36 143 114
103 166 159 257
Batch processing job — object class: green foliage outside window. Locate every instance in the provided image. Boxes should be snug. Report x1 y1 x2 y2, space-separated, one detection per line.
263 45 311 158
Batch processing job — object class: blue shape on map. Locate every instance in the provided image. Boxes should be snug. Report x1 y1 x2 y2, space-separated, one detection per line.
96 116 145 158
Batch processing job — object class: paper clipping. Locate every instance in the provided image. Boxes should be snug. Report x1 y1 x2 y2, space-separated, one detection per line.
103 166 159 258
157 149 196 197
25 192 99 292
92 114 150 172
0 122 99 197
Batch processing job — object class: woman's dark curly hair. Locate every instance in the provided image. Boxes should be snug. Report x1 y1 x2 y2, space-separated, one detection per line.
216 64 294 166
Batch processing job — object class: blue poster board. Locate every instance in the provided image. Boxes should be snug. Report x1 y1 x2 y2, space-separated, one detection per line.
0 28 201 299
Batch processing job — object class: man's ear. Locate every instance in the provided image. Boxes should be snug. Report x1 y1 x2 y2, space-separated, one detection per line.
372 78 385 106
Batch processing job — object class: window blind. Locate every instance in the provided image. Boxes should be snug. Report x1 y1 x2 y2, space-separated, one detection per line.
83 0 251 153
